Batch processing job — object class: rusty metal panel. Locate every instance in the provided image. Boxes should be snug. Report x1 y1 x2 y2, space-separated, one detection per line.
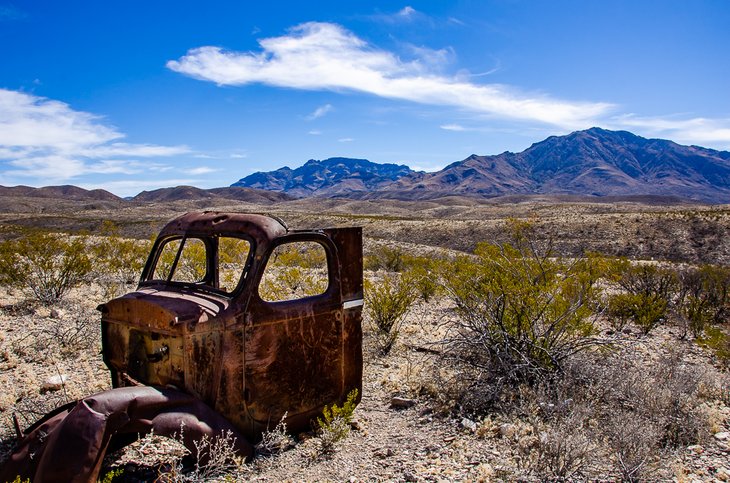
0 386 254 483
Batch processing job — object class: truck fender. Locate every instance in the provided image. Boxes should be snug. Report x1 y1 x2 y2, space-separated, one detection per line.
0 386 254 483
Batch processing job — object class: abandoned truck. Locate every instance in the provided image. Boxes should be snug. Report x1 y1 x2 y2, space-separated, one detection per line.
0 212 363 483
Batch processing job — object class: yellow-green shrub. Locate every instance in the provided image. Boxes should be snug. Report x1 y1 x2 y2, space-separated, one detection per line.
0 230 91 304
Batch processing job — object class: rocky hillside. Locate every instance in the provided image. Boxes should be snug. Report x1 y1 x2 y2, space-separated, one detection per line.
231 157 415 198
375 128 730 202
0 185 122 201
131 186 293 203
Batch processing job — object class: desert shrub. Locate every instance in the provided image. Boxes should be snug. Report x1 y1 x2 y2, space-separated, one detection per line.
441 231 604 393
608 261 679 334
91 221 151 298
364 245 407 272
697 326 730 366
677 264 730 337
364 274 416 354
259 242 328 302
157 427 243 482
565 347 709 480
0 230 91 304
99 469 124 483
256 412 294 457
524 405 595 481
316 389 358 453
604 411 660 482
403 256 442 302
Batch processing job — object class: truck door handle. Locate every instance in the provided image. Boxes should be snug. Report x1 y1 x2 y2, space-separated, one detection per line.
146 345 169 362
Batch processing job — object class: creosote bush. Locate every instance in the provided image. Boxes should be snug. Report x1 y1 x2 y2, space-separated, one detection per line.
364 245 408 272
365 274 416 354
91 221 151 298
441 220 605 398
608 260 679 334
404 256 443 302
0 230 91 304
316 389 358 454
677 264 730 338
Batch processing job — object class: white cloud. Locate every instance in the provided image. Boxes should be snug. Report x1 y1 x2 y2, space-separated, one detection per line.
308 130 322 135
398 6 417 19
186 166 218 175
409 163 445 172
610 114 730 149
167 22 613 129
230 153 247 158
0 89 189 183
338 137 354 143
306 103 333 120
440 123 467 131
367 6 426 24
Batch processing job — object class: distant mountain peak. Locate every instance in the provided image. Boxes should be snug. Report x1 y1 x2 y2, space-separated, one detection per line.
377 128 730 202
232 156 415 197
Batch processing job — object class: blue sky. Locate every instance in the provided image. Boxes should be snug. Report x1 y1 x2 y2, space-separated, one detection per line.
1 1 729 196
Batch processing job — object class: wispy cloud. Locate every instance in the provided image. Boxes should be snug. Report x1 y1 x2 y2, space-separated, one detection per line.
396 6 417 20
440 123 467 131
0 89 189 183
610 114 730 148
368 6 426 24
308 129 322 135
186 166 218 175
305 103 333 120
167 22 613 129
338 137 354 143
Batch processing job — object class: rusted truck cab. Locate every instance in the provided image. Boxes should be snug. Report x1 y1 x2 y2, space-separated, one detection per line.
98 212 363 441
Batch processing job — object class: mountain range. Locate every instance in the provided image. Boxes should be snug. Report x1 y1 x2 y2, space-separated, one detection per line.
2 128 729 204
233 128 730 203
232 157 414 198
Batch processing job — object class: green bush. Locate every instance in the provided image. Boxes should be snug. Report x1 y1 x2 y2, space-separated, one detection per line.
91 221 151 297
0 230 91 304
677 264 730 337
697 326 730 365
608 261 679 334
316 389 358 453
364 245 407 272
441 220 604 387
403 256 442 302
365 274 416 354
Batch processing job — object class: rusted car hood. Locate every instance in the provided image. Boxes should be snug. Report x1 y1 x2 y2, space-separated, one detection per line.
99 287 230 329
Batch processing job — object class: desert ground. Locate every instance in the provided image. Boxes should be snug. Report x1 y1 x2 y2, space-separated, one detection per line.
0 195 729 482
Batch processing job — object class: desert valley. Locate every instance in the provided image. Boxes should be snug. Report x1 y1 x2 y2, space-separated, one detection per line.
0 128 729 481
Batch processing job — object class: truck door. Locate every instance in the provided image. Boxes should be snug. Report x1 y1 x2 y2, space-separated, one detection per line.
243 233 345 428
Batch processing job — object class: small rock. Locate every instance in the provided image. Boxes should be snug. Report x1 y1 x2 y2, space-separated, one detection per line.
716 467 730 482
715 431 730 441
49 308 61 319
403 470 418 482
391 396 417 409
688 444 704 454
41 374 68 393
461 418 477 432
499 423 516 439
